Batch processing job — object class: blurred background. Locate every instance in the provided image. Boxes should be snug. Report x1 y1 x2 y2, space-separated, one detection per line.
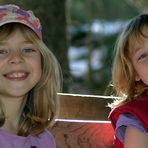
1 0 147 95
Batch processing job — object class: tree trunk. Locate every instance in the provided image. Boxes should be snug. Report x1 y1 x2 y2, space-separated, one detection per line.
41 0 70 92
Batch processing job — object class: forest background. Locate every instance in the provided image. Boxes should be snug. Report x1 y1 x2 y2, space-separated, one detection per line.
0 0 147 95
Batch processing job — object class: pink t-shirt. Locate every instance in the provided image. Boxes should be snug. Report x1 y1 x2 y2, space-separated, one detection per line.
0 129 56 148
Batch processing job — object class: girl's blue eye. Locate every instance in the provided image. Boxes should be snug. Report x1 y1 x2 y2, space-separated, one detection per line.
0 49 8 55
138 53 148 61
22 48 36 53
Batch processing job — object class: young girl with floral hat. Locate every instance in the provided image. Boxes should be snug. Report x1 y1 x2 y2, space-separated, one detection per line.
0 4 62 148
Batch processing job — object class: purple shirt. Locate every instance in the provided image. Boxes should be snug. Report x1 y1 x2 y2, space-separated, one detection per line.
0 129 56 148
115 113 148 143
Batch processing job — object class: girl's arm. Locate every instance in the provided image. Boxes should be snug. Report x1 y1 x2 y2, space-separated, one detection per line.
124 126 148 148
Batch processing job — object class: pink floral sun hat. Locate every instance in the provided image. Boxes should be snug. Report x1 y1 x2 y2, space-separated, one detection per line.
0 4 42 39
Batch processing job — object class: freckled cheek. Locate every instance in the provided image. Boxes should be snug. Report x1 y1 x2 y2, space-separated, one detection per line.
134 67 144 76
30 55 42 81
135 67 148 83
0 61 9 72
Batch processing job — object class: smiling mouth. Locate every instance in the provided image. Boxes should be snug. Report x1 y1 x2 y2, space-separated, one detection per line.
3 71 30 80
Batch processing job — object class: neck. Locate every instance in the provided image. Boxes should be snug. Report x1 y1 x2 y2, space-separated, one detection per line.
0 95 25 134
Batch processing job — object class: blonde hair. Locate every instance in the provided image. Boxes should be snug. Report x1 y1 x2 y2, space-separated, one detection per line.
111 13 148 107
0 23 62 136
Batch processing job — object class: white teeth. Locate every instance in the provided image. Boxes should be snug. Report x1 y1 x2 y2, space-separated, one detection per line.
14 73 26 78
8 73 27 78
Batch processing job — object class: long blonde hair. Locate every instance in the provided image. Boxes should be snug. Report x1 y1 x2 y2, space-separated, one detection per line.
111 13 148 107
0 23 62 136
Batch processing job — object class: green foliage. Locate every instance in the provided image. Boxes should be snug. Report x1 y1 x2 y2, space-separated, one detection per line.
69 0 138 25
125 0 148 12
68 0 140 95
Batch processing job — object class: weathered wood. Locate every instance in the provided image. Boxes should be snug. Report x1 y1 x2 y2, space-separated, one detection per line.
50 94 115 148
57 93 114 121
51 121 114 148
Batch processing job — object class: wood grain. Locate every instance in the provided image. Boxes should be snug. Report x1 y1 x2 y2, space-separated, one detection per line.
50 94 115 148
58 93 114 121
51 121 114 148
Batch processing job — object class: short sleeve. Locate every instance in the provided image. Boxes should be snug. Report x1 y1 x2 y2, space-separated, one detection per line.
38 130 56 148
115 113 148 143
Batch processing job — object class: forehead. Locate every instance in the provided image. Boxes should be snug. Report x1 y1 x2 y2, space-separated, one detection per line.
0 23 37 40
129 25 148 54
0 31 32 45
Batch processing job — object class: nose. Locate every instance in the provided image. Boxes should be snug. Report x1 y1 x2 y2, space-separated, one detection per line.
8 52 24 64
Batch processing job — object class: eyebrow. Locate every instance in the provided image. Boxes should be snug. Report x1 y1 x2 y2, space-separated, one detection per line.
0 40 33 45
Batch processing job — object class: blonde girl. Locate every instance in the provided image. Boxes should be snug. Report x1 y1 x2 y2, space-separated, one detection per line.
109 13 148 148
0 4 62 148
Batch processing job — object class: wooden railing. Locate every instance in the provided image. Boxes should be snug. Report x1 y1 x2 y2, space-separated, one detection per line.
50 93 115 148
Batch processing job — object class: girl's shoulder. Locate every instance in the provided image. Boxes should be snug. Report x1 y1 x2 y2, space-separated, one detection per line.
0 129 56 148
116 113 148 143
37 129 56 147
109 93 148 129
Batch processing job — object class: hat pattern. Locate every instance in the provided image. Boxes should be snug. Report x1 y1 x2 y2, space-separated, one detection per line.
0 4 42 39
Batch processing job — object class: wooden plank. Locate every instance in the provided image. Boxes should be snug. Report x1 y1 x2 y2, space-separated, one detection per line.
51 94 115 148
57 93 114 121
51 121 114 148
